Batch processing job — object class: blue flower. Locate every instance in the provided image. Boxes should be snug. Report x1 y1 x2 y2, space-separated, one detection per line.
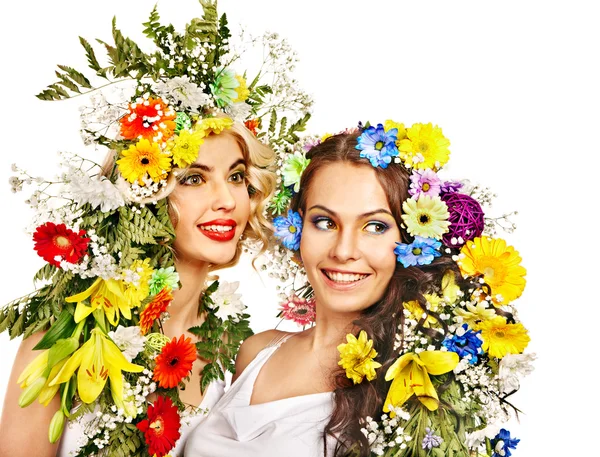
273 210 303 250
491 429 520 457
442 324 483 364
422 427 443 450
394 236 441 268
355 123 398 168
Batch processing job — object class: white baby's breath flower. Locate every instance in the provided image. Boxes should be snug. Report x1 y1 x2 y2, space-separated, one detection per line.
208 281 246 322
108 325 147 361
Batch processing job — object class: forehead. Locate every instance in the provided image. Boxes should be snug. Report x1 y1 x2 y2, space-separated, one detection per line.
304 162 390 215
196 133 244 166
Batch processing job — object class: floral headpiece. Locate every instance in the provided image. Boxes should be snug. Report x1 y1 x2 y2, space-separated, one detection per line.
2 2 310 456
263 121 533 457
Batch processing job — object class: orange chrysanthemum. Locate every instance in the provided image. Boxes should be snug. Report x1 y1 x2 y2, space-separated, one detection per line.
153 335 197 388
119 97 176 142
244 119 260 136
139 288 173 335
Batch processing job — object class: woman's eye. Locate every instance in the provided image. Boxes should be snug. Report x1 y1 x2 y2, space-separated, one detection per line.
181 174 204 186
314 218 336 231
229 171 245 183
364 221 388 234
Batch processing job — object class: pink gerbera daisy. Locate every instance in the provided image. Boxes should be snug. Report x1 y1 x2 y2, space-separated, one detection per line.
278 294 316 326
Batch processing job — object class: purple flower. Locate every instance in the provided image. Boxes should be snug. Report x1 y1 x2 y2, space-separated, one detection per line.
409 169 442 198
422 427 443 450
355 123 398 168
394 236 442 268
491 429 520 457
442 324 483 364
273 210 303 250
441 180 463 193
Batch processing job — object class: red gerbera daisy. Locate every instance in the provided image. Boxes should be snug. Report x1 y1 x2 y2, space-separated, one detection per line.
278 294 316 326
244 118 260 136
33 222 90 267
136 396 181 457
153 335 197 388
139 287 173 335
120 96 176 143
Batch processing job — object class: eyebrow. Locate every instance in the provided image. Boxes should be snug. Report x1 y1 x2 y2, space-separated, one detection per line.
187 158 246 173
307 204 394 219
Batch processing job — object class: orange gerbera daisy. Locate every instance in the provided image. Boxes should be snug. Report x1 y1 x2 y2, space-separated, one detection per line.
244 119 260 136
119 96 176 142
153 335 197 388
139 288 173 335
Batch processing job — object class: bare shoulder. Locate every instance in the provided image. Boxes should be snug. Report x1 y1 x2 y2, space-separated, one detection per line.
232 329 291 382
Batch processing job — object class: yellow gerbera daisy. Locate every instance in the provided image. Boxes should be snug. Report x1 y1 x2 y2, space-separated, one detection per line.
384 119 407 142
398 123 450 169
478 316 530 358
195 117 234 136
233 75 250 103
337 330 382 384
122 258 154 306
117 139 172 185
401 196 450 240
169 129 205 168
458 237 526 305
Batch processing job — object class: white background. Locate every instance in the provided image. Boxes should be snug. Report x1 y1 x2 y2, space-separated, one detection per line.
1 0 598 455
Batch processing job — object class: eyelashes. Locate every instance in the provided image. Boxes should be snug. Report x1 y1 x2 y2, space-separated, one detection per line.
179 170 245 187
311 216 390 235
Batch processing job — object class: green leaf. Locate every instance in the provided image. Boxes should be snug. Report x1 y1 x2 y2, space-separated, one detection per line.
33 309 76 350
79 36 102 73
57 65 92 88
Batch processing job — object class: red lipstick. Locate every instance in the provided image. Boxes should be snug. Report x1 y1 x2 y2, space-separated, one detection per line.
198 219 237 242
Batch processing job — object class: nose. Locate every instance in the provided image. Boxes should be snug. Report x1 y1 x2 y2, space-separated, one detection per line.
330 228 360 263
211 179 236 212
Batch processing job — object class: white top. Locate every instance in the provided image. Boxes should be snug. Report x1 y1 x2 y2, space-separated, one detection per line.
57 378 225 457
184 335 337 457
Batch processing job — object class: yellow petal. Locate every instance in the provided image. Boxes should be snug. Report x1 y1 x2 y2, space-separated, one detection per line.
74 301 98 324
101 336 144 374
38 359 68 406
385 353 415 381
66 278 101 303
411 364 440 411
383 362 415 412
48 344 86 387
77 335 108 403
419 350 459 375
18 350 49 386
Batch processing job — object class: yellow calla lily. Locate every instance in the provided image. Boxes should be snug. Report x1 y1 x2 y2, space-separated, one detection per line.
49 329 143 404
66 278 133 326
383 350 459 413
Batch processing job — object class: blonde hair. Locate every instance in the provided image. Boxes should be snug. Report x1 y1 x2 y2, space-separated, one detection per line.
103 121 276 271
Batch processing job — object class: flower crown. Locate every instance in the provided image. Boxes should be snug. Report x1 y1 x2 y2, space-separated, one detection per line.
2 2 310 456
263 121 532 456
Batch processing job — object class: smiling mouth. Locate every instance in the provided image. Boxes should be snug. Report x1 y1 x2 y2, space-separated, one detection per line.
322 270 369 284
198 224 235 232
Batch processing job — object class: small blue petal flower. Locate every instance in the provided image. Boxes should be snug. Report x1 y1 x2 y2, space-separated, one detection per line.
491 429 520 457
355 123 399 168
394 236 441 268
442 324 483 364
273 210 303 250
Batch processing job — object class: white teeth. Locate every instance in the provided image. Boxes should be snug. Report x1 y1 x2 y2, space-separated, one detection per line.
200 225 234 232
324 271 368 283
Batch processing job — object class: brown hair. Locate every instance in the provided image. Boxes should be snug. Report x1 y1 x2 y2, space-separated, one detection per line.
292 132 460 456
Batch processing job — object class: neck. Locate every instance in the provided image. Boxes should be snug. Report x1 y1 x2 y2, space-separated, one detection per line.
163 258 209 336
305 305 359 353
